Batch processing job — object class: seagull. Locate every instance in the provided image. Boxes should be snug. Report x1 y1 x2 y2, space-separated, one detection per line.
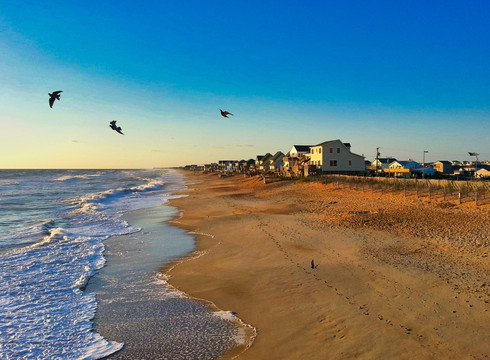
311 259 318 269
109 120 124 135
49 91 63 108
220 109 233 118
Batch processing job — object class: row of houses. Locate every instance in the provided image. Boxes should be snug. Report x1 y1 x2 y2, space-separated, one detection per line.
211 139 366 177
186 139 488 179
372 157 490 178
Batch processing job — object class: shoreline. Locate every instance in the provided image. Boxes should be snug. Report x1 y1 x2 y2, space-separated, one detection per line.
89 193 249 360
166 171 489 359
161 229 257 360
163 207 257 360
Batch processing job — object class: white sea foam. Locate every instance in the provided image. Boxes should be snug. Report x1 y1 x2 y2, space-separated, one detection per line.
55 174 103 181
70 178 166 216
0 180 20 186
0 228 124 359
160 193 188 205
0 220 57 250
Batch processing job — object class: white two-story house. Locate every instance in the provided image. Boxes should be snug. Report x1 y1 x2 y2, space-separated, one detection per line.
308 139 365 174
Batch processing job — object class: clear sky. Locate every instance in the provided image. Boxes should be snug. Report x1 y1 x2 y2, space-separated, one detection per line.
1 0 489 168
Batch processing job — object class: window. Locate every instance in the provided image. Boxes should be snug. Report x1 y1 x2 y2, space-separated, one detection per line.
337 148 340 153
329 148 333 153
330 160 337 167
348 160 352 166
319 148 322 154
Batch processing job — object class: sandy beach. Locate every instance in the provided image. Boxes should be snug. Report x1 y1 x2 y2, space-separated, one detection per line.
166 171 490 360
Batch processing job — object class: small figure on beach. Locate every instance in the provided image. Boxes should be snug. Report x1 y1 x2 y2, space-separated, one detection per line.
220 109 233 118
48 91 63 108
109 120 124 135
311 259 318 269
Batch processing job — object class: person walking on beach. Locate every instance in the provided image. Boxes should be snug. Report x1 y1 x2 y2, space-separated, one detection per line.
311 259 318 269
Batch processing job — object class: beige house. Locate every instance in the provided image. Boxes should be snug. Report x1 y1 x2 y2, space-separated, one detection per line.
309 139 365 174
475 168 490 179
433 161 453 174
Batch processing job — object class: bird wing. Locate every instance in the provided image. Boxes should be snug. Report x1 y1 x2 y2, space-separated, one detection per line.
52 91 63 95
49 97 55 108
220 110 233 117
110 120 117 126
116 128 124 135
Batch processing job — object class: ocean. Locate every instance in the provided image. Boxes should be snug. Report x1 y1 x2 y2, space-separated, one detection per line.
0 169 247 359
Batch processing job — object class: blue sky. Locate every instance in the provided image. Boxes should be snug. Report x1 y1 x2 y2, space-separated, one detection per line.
1 0 489 168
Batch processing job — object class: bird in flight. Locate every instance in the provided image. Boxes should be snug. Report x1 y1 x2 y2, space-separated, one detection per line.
109 120 124 135
49 91 63 108
220 109 233 118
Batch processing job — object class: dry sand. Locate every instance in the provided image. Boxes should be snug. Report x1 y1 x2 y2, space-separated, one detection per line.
166 172 490 360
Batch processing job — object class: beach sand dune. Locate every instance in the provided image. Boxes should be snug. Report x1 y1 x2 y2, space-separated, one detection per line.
167 173 490 360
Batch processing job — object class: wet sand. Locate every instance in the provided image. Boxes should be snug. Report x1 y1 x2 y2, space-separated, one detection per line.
166 172 490 360
88 204 247 360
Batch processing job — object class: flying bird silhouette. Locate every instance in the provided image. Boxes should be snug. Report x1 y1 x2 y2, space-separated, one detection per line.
109 120 124 135
220 109 233 118
49 91 63 108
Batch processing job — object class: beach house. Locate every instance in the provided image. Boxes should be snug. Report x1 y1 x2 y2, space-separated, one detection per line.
412 167 437 177
433 161 453 174
371 157 397 174
282 145 312 171
388 160 420 170
475 167 490 179
308 140 365 175
256 153 273 170
245 159 256 171
288 145 312 158
384 160 420 177
268 151 285 171
218 160 236 172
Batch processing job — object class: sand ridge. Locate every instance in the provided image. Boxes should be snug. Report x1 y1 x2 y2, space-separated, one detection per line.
166 172 489 360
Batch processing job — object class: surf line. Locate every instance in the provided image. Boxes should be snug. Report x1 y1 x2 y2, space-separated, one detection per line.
161 230 257 359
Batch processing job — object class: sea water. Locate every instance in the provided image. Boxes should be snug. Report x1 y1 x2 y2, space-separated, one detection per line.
0 169 245 359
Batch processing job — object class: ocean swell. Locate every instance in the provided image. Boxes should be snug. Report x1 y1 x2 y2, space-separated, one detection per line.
71 178 166 215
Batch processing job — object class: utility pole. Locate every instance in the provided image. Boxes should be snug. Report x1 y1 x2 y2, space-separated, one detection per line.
469 152 479 179
422 150 428 179
375 147 381 176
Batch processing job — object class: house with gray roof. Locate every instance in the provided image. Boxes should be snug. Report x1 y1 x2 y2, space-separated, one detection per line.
256 153 273 170
308 139 365 175
288 145 313 158
372 157 397 173
268 151 285 171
